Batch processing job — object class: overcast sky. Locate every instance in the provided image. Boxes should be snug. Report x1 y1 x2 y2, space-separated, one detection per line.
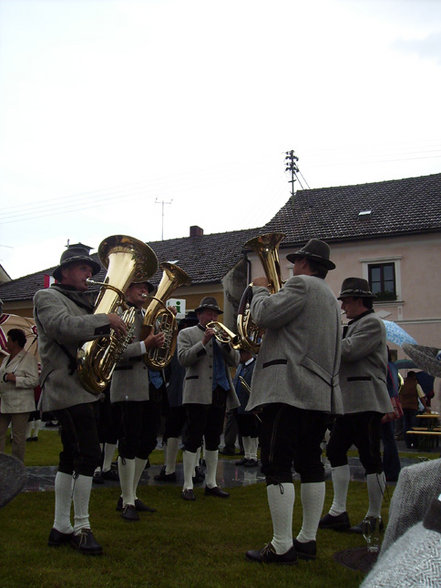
1 0 441 279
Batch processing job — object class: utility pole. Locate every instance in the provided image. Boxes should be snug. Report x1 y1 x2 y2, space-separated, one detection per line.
284 150 299 200
155 198 173 241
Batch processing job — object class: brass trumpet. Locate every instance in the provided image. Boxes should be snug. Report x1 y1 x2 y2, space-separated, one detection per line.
206 321 242 349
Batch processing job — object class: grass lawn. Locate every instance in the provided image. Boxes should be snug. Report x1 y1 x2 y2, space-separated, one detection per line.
1 431 439 587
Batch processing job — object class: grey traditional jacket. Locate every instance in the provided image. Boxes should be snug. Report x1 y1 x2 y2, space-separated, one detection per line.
0 350 39 413
110 308 153 403
177 324 240 410
246 274 342 414
339 311 391 414
33 285 110 411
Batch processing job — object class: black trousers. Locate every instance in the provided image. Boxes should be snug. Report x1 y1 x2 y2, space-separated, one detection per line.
116 399 162 460
55 403 102 477
163 405 187 441
183 388 227 452
260 403 329 485
326 411 384 475
237 412 259 438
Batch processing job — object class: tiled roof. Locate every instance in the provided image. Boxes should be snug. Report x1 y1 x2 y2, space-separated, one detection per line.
263 172 441 247
0 227 260 303
1 172 440 303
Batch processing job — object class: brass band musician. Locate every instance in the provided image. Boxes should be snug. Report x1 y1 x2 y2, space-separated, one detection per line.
33 243 127 555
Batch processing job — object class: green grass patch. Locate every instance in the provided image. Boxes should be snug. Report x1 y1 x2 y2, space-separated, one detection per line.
1 481 371 588
2 431 438 586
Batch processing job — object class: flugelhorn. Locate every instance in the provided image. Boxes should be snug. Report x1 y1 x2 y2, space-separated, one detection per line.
77 235 158 395
237 232 285 353
206 321 242 349
143 262 192 369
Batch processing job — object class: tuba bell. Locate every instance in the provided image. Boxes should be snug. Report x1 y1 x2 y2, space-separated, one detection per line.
143 262 192 369
77 235 158 395
236 232 285 353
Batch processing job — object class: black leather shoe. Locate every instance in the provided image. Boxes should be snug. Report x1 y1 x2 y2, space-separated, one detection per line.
293 539 316 560
121 504 140 522
116 496 156 512
192 466 205 484
246 543 297 565
181 489 196 501
235 458 248 466
319 511 351 531
244 459 259 467
349 516 384 535
48 527 73 547
154 466 177 483
70 529 103 555
101 469 119 482
219 447 236 456
134 498 156 513
92 471 104 485
204 486 229 498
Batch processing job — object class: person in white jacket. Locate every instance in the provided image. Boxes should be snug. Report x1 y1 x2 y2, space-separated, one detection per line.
0 328 39 462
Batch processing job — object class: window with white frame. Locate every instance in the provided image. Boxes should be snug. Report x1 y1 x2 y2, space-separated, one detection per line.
361 257 401 302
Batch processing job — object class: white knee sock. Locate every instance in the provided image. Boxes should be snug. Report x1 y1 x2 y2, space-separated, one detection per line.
242 436 251 460
165 438 179 474
296 482 325 542
33 419 41 438
267 483 294 554
53 471 74 534
133 457 147 500
102 443 117 472
329 464 350 516
204 449 219 489
118 456 136 506
249 437 259 461
26 421 33 439
366 472 386 518
72 475 93 532
182 450 197 491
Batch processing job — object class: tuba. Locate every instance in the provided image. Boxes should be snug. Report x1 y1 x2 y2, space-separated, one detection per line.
143 262 192 369
236 232 285 353
77 235 158 395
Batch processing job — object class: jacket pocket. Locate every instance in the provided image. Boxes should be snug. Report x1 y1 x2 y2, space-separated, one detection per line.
300 356 333 386
186 375 199 380
262 359 287 369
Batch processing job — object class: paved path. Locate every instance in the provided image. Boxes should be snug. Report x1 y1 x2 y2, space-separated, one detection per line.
23 453 430 493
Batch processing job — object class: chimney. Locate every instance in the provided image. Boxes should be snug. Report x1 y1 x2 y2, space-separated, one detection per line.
190 226 204 237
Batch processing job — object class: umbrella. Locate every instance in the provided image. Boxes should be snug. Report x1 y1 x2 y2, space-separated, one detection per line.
382 320 417 347
402 344 441 378
0 313 39 359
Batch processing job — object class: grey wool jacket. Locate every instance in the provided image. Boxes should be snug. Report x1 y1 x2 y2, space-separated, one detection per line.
110 308 154 403
33 285 111 411
339 310 391 414
246 274 343 414
177 324 240 410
